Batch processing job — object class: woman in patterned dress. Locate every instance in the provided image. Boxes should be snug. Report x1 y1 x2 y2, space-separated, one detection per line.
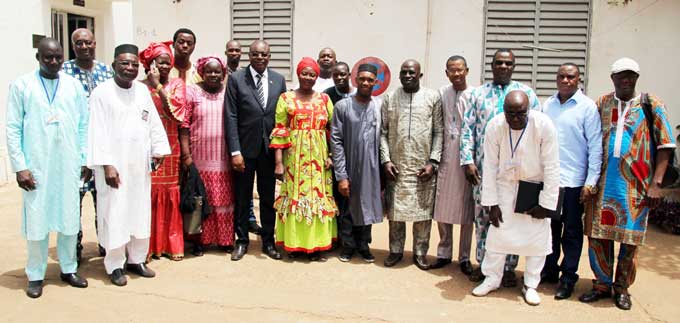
179 56 235 256
270 57 338 261
139 42 187 261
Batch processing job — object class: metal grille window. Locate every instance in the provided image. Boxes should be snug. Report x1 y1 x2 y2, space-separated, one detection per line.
231 0 294 80
483 0 591 96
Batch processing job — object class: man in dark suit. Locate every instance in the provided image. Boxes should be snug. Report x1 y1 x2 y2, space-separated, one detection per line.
225 40 287 261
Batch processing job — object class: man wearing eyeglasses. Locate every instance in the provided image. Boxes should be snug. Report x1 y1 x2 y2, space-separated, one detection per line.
460 49 541 286
62 28 114 263
471 90 559 306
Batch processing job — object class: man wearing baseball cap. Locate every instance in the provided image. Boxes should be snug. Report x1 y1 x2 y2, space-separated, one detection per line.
580 57 676 310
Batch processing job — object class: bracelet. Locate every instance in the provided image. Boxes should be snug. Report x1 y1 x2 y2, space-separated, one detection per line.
155 84 163 91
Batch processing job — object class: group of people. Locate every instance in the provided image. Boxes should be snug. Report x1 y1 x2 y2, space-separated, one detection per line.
7 27 676 311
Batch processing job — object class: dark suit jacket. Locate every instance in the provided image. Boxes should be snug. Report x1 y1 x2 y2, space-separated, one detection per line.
224 65 287 159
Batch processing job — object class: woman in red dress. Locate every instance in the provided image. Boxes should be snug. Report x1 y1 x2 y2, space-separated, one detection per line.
139 42 186 261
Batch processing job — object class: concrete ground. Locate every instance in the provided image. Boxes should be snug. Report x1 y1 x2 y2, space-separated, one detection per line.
1 183 679 323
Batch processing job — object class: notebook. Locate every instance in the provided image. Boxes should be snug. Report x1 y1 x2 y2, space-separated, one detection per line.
514 180 564 221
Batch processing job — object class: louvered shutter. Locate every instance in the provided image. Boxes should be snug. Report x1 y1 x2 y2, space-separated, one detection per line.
231 0 294 80
483 0 591 97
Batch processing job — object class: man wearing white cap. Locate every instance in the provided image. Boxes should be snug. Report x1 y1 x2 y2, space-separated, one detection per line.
580 57 676 310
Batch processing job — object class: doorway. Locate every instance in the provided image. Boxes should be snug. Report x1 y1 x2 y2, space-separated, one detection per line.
51 10 94 60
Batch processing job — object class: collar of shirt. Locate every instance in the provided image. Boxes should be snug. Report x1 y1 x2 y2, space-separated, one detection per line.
249 65 268 81
547 89 585 108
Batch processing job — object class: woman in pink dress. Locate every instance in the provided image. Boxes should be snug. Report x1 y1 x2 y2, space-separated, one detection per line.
179 56 235 256
139 41 186 261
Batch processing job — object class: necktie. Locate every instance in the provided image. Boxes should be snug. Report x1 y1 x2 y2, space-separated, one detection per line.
256 74 265 109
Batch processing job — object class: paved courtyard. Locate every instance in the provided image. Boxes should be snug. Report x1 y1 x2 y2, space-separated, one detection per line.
1 183 679 323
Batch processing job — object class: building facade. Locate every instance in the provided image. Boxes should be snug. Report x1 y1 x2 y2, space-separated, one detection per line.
1 0 678 183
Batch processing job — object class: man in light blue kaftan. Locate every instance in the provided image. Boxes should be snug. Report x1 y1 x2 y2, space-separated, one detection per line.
460 49 540 285
6 38 89 298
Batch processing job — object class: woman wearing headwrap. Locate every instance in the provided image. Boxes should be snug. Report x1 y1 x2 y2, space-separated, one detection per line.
270 57 338 261
140 41 187 261
179 56 235 256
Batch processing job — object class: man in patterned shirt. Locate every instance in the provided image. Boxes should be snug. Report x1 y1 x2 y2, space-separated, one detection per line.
62 28 114 263
460 49 541 286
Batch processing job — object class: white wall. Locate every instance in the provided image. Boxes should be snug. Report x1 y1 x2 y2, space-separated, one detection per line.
292 0 485 92
588 0 680 137
132 0 230 64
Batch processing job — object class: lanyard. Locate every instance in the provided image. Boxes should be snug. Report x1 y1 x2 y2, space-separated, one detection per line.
508 126 527 159
38 72 60 105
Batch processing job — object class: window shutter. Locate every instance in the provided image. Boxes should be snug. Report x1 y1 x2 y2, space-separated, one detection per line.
483 0 591 97
231 0 294 80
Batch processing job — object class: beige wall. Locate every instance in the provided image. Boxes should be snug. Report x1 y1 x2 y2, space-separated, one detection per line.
587 0 680 139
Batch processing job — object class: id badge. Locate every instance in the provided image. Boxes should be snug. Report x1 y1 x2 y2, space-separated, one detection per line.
141 109 149 122
504 159 521 180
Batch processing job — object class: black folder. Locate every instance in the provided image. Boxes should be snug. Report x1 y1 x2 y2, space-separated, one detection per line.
514 181 564 221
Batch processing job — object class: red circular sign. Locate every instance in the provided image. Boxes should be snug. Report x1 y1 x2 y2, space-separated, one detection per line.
351 56 391 96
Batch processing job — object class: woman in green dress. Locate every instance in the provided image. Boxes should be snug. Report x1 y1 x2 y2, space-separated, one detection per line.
270 57 338 261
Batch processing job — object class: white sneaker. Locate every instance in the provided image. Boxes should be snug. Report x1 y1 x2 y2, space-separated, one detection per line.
522 286 541 306
472 281 499 297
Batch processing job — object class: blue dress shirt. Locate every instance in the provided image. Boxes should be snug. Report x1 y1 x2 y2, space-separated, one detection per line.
543 90 603 188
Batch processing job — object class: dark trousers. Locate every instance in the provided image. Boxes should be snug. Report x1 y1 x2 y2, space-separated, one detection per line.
77 189 98 259
543 186 584 286
233 146 276 247
337 196 372 251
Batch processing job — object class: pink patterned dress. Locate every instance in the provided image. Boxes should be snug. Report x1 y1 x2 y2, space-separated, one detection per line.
182 84 235 246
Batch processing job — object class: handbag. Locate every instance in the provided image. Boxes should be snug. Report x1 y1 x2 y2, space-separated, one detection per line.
640 93 679 188
183 196 203 235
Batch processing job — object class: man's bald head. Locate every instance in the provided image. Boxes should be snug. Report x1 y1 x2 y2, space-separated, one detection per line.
249 40 271 74
71 28 96 63
318 47 336 73
400 59 422 93
36 38 63 78
71 28 93 43
503 90 529 130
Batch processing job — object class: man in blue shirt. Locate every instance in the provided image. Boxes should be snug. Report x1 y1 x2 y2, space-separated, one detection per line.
541 63 602 300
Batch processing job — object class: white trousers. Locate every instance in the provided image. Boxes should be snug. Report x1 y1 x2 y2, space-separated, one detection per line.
104 237 149 274
481 250 545 289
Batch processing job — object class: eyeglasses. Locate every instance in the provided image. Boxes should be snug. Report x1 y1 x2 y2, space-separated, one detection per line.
74 40 94 47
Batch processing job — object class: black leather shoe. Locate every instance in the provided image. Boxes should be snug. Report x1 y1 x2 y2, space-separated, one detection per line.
429 258 452 269
338 248 353 262
262 245 282 260
554 282 574 300
358 250 375 263
469 266 484 282
126 263 156 278
460 260 473 276
231 244 247 261
248 221 262 235
26 280 43 298
60 273 88 288
383 253 403 267
502 270 518 288
579 289 612 303
109 268 127 286
413 255 430 271
614 292 632 310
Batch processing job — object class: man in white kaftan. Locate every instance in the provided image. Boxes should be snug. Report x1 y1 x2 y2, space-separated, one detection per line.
87 44 170 285
472 91 559 306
